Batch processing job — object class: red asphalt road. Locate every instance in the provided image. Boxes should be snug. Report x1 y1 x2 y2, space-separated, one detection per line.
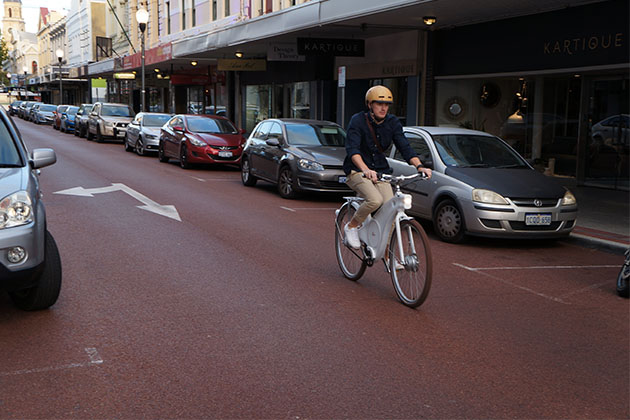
0 118 628 419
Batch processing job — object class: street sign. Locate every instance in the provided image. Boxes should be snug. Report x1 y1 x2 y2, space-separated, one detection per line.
338 66 346 88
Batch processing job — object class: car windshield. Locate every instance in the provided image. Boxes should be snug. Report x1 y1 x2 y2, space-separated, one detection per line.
432 134 528 168
143 114 171 127
0 121 22 167
40 105 57 112
102 105 133 117
66 107 79 115
186 117 237 134
285 124 346 146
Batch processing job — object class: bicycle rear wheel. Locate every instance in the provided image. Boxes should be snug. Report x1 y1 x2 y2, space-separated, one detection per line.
335 203 366 281
388 219 432 307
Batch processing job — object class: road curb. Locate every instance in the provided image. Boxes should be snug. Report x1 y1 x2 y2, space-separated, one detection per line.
564 232 628 255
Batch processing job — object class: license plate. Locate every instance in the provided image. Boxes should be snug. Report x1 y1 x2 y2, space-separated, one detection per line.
218 151 233 157
338 176 347 183
525 213 552 225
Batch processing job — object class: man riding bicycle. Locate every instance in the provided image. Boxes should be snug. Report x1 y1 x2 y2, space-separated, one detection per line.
343 85 432 249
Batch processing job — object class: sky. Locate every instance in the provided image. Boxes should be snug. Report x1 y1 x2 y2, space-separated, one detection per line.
1 0 72 33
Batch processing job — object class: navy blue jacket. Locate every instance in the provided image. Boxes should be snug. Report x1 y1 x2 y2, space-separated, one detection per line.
343 112 417 175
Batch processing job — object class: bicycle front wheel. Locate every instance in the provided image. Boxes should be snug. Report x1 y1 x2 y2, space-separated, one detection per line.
388 219 432 308
335 203 366 281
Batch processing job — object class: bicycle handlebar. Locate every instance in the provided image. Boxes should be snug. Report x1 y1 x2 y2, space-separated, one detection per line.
379 172 427 183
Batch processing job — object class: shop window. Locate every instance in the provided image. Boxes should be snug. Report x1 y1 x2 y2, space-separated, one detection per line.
187 86 203 114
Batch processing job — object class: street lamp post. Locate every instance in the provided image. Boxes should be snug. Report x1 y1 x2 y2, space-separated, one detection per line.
136 8 149 113
56 49 64 104
22 66 28 100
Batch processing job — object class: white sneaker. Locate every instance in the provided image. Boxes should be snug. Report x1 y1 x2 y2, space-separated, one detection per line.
344 223 361 249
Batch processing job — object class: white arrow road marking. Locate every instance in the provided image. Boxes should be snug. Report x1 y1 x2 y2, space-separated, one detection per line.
54 183 181 221
0 348 103 377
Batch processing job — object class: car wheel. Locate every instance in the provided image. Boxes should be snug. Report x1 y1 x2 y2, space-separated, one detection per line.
158 141 169 163
277 165 298 199
179 143 191 169
96 126 104 143
9 230 62 311
60 123 65 133
241 157 257 186
136 137 145 156
433 198 466 243
87 127 94 140
74 126 79 136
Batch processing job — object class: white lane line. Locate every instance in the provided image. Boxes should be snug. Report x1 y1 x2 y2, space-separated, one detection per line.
453 263 618 271
280 207 338 212
0 348 103 377
559 281 613 298
191 177 235 182
453 263 567 304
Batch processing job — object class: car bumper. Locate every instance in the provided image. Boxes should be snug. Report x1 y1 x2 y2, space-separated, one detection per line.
189 145 243 164
0 222 45 291
461 199 578 238
296 168 353 193
103 126 128 139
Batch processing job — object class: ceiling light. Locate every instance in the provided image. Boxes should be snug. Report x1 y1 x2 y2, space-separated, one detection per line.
235 51 243 58
423 16 436 26
191 61 198 66
154 68 160 73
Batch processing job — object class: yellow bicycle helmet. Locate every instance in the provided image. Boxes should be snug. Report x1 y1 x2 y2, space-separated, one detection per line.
365 85 393 106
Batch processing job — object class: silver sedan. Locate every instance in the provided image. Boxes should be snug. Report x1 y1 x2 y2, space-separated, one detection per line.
124 112 172 156
388 126 578 243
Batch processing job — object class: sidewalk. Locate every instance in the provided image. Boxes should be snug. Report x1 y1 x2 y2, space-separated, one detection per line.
557 177 629 253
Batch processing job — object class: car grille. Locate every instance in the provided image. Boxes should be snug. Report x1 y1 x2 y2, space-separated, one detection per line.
207 153 239 161
509 198 560 207
318 180 352 190
209 145 238 150
115 122 128 128
323 164 343 170
509 221 562 231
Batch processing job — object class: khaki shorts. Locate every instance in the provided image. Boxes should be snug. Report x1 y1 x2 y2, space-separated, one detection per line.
346 170 394 225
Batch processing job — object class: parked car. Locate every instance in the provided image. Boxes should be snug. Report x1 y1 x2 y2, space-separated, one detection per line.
27 103 41 122
125 112 172 156
0 106 62 310
16 101 29 119
240 118 352 198
53 105 69 130
32 104 58 125
87 102 135 143
387 126 578 243
21 101 37 120
158 114 246 169
74 104 93 138
59 106 80 133
8 100 22 116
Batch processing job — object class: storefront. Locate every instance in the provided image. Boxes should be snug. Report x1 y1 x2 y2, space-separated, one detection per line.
432 0 629 189
238 55 335 133
170 67 228 116
335 31 423 127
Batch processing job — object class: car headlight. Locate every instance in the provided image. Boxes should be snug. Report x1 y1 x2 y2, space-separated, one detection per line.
562 190 577 206
188 136 206 147
298 159 324 171
472 189 509 205
145 134 157 139
0 191 33 229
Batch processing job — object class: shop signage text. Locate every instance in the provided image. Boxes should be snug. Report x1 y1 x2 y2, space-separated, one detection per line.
268 43 305 61
123 43 173 70
297 38 364 57
217 59 266 71
543 33 624 55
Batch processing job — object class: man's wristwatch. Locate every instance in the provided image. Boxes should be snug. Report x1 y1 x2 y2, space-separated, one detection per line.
415 164 424 170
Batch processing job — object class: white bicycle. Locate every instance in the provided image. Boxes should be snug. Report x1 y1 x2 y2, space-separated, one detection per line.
334 173 432 308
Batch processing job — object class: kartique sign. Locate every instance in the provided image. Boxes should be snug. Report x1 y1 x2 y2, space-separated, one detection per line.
297 38 365 57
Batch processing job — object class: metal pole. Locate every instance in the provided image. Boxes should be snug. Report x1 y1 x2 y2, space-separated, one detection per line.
59 60 63 104
141 30 145 112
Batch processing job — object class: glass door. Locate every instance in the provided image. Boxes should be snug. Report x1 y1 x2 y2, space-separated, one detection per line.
585 76 629 190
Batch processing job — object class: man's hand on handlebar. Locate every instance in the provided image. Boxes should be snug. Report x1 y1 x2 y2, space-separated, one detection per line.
417 167 432 179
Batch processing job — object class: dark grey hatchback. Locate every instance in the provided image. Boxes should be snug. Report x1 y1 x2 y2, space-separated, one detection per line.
240 119 352 198
0 107 62 310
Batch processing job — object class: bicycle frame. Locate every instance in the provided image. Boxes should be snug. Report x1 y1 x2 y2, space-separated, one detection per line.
340 180 416 264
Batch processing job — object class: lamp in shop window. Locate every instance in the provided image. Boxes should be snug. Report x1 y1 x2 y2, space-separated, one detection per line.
136 7 149 112
235 51 243 58
508 79 528 124
423 16 437 26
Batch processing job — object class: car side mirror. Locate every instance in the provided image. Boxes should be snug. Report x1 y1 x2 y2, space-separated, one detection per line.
239 128 246 135
173 126 184 133
266 138 280 147
30 148 56 169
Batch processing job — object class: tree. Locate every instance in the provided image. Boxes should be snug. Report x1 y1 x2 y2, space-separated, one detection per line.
0 37 9 85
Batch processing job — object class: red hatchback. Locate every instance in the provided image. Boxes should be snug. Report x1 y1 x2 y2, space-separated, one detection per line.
158 114 246 169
